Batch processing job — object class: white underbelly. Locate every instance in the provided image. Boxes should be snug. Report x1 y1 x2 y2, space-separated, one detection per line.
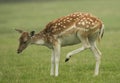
59 33 81 46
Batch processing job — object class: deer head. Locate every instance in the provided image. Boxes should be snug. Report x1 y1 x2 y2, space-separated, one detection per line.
15 29 35 54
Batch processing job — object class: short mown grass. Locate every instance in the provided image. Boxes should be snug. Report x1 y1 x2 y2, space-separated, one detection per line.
0 0 120 83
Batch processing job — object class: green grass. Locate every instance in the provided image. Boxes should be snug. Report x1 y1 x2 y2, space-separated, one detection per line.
0 0 120 83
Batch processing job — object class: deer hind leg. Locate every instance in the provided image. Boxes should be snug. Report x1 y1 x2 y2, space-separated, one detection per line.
65 34 91 62
89 41 101 76
88 32 102 76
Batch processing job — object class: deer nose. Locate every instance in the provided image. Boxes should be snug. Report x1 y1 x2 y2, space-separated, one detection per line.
17 51 20 54
17 49 22 54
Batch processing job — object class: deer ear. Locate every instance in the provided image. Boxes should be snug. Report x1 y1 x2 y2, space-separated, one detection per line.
30 31 35 37
15 29 23 33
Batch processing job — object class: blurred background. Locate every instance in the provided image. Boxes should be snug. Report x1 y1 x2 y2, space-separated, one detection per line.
0 0 120 83
0 0 119 33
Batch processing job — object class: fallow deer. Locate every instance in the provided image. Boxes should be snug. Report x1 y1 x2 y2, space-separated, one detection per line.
15 12 104 77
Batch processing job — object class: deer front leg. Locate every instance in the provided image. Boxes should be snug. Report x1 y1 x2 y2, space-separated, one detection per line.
53 42 61 76
50 50 55 76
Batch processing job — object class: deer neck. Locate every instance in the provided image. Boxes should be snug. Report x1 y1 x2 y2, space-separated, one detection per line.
30 32 45 45
29 31 54 49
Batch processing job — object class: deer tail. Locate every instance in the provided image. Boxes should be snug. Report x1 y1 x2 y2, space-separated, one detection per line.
98 24 104 42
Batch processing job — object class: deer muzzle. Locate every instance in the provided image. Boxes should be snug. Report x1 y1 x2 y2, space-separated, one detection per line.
17 49 22 54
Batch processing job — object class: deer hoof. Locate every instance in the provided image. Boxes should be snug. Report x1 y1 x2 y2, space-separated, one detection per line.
65 58 69 62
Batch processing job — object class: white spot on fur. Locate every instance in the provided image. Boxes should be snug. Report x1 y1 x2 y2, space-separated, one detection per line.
70 18 72 20
64 21 66 23
67 20 70 22
63 26 66 28
67 17 70 20
83 17 86 20
78 22 81 25
92 22 95 25
58 23 60 25
86 25 89 28
63 19 66 21
81 21 85 25
73 14 76 17
76 18 79 20
90 19 93 22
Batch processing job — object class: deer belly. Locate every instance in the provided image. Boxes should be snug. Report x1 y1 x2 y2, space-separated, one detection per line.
59 34 81 46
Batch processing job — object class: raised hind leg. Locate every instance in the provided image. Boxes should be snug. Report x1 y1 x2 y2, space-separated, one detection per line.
65 34 91 62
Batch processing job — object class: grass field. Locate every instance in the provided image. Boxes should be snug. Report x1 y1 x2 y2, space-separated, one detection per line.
0 0 120 83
